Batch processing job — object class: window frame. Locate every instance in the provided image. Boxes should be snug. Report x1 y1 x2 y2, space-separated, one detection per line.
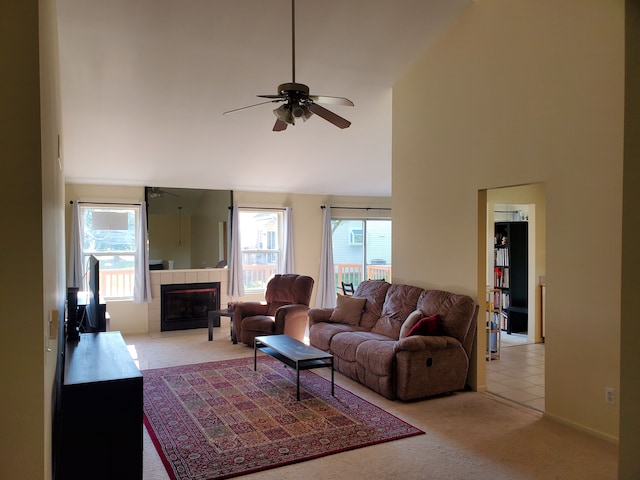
348 227 364 245
238 208 284 293
331 216 392 292
78 203 141 301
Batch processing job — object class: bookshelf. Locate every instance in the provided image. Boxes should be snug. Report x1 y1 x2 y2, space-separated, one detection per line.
494 222 528 334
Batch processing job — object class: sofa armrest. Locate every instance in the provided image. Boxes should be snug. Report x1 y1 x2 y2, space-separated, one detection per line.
275 304 311 341
394 335 457 352
308 307 334 325
234 302 269 319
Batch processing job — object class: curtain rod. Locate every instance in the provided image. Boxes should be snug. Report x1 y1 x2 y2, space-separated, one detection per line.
69 200 141 206
321 205 391 211
229 206 286 211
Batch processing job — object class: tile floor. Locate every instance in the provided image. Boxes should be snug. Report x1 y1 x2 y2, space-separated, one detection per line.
486 332 545 412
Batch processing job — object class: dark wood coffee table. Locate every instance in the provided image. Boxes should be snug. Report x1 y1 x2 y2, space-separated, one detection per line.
254 334 334 401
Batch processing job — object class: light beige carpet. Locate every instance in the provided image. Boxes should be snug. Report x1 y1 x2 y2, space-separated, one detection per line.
126 321 617 480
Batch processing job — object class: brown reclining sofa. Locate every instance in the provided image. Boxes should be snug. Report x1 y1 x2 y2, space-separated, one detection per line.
308 280 478 401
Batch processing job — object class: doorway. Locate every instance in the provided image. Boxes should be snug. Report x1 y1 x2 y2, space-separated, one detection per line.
484 184 546 411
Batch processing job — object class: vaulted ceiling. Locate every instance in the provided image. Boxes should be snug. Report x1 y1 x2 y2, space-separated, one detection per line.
57 0 471 196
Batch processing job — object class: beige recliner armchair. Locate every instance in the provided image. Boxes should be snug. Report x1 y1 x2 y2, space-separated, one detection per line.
233 274 314 347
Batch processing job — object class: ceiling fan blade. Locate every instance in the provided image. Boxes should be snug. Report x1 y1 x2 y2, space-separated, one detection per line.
223 99 281 115
308 103 351 129
257 94 285 99
273 119 288 131
309 95 354 107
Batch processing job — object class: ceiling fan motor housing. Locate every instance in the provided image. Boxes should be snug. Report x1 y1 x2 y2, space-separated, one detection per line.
278 82 310 96
278 83 311 118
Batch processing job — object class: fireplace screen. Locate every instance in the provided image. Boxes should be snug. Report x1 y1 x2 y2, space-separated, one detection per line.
161 282 220 331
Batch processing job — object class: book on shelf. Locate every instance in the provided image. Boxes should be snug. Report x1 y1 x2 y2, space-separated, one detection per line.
493 267 510 288
495 247 509 267
501 292 510 309
500 310 508 330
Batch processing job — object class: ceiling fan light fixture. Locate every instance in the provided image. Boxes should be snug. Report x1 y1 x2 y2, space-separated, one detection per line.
291 100 306 119
274 104 294 124
301 104 313 122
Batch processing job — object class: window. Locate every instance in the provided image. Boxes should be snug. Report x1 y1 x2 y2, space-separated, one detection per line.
332 218 392 292
349 228 363 245
239 209 283 291
79 204 140 299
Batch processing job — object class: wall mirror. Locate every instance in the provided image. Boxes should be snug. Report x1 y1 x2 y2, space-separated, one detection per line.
145 187 232 270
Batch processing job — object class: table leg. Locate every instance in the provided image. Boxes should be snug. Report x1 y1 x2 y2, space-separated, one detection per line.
254 341 258 371
296 363 300 401
231 317 237 344
331 359 335 396
208 314 213 341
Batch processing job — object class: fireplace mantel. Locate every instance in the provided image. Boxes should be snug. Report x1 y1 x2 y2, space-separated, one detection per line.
148 268 230 334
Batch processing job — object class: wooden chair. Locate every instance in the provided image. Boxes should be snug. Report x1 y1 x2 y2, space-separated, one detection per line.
341 282 355 296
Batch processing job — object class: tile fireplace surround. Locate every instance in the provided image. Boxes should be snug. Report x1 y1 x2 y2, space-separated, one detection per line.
148 268 230 335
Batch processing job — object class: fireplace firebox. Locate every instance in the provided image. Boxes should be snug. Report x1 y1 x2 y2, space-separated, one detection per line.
161 282 220 331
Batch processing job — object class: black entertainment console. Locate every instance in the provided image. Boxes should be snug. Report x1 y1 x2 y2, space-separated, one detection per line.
67 287 107 338
57 331 143 480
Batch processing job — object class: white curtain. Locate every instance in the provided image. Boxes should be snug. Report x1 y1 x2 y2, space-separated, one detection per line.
68 200 83 288
133 201 152 303
316 206 336 308
228 204 245 297
280 207 295 273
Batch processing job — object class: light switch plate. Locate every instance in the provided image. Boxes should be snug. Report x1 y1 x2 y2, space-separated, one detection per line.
50 309 59 340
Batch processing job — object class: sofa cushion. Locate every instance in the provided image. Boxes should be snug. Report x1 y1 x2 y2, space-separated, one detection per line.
266 301 289 316
241 315 275 333
308 322 360 351
417 290 477 356
356 340 397 400
353 280 392 330
356 339 396 376
371 284 424 339
330 331 390 362
329 294 366 325
399 309 423 339
407 314 441 336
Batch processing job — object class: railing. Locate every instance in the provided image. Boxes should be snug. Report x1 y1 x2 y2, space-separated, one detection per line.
336 263 362 285
243 264 278 289
366 265 392 282
100 268 134 298
335 263 392 292
97 263 391 298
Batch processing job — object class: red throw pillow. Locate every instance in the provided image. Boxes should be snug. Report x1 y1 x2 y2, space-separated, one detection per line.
407 314 440 336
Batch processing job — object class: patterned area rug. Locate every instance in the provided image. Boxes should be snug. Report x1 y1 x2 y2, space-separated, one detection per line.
143 356 424 480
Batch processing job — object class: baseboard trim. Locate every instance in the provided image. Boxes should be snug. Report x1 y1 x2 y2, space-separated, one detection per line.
543 411 619 445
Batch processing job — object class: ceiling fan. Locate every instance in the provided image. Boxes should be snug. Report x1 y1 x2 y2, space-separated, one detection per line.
223 0 354 131
146 187 180 199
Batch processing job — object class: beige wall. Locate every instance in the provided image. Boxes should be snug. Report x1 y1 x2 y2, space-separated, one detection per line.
64 185 391 331
40 0 66 478
393 0 623 441
0 4 45 478
620 1 640 477
1 1 64 479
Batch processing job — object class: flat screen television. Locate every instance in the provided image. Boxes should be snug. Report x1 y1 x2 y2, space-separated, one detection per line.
84 255 105 332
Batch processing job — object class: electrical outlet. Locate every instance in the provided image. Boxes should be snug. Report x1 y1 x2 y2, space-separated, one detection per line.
605 387 615 405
